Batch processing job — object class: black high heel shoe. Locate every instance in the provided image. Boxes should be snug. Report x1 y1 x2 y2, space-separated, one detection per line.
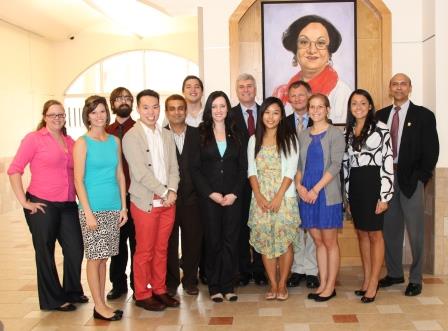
361 285 379 304
354 289 366 296
93 308 122 321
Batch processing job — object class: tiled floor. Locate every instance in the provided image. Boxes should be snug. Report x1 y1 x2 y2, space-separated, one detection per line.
1 208 448 331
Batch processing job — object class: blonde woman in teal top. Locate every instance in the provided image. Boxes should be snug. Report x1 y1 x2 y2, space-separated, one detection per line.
74 96 127 321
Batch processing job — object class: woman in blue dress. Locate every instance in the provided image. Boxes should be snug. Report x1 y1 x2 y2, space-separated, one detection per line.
296 93 345 302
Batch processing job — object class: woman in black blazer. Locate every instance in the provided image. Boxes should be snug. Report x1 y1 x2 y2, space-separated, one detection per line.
190 91 245 302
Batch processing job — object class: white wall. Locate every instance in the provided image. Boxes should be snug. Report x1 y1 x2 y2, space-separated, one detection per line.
0 20 55 157
434 0 448 167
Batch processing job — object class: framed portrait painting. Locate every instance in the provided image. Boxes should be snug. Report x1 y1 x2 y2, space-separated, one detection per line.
262 0 357 124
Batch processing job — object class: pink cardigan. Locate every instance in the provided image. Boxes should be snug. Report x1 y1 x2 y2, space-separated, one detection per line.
8 127 76 202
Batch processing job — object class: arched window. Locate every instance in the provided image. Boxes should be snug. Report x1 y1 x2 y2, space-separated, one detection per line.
64 50 199 137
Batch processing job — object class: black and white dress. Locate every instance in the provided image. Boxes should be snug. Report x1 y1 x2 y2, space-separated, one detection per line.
343 121 394 231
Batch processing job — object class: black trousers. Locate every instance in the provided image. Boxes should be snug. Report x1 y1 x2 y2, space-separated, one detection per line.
25 193 84 310
166 202 202 290
109 195 135 291
238 187 264 277
202 198 241 295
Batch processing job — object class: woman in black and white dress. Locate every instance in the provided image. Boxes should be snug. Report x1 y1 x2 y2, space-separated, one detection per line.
343 89 393 303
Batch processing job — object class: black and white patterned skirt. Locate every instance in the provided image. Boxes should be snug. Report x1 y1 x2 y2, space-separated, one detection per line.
79 209 120 260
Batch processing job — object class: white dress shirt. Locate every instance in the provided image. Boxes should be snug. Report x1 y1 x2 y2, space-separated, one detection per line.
141 124 167 207
186 109 203 128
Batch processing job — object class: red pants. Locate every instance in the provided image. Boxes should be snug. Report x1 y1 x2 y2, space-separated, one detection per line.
131 202 175 300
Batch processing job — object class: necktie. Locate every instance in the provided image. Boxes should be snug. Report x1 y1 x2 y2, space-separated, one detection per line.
297 115 304 134
390 106 401 159
118 124 124 140
246 109 255 136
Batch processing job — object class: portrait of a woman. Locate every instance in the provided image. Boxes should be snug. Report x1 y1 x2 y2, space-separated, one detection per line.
272 14 352 124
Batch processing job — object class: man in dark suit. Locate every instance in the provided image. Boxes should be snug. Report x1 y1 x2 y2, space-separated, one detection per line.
284 81 319 289
377 73 439 296
164 94 202 297
230 73 267 286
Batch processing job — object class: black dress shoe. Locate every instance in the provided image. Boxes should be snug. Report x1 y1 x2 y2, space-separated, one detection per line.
135 297 166 311
70 295 89 303
287 273 305 287
253 272 267 286
55 303 77 312
167 288 177 297
379 275 405 288
305 275 320 289
184 286 199 295
107 288 128 300
93 308 122 321
199 275 208 285
314 290 336 302
238 274 251 287
153 293 180 307
405 283 422 296
354 289 366 296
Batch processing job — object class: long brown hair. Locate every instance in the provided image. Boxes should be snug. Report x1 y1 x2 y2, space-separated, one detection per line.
36 100 67 136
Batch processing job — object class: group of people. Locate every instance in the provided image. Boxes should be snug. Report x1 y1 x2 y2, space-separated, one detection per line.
8 71 439 321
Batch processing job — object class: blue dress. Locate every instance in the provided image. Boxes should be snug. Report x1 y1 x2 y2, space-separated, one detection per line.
299 131 343 229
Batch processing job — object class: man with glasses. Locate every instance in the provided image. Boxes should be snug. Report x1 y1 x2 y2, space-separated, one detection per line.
105 87 136 300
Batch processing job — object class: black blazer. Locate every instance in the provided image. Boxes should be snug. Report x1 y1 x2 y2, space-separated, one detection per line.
229 104 261 211
190 128 246 199
286 113 313 132
165 125 199 206
376 101 439 198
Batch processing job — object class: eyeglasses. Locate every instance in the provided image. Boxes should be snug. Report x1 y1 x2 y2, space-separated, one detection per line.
297 36 328 50
46 113 66 119
115 96 133 102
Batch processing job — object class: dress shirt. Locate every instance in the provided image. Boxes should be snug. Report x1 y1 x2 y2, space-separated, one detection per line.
386 99 410 163
186 109 204 128
294 112 309 130
240 103 258 129
141 124 167 188
106 117 136 190
7 127 76 202
169 124 186 154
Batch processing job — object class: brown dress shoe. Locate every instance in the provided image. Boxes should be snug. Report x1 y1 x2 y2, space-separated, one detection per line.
135 297 166 311
153 293 180 307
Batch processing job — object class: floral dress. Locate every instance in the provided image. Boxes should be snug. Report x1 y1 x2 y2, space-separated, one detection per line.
248 145 300 258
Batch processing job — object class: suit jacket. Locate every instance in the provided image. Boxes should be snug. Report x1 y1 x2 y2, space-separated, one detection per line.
165 125 199 206
122 120 180 212
376 101 439 198
229 104 261 219
286 113 313 132
190 128 246 200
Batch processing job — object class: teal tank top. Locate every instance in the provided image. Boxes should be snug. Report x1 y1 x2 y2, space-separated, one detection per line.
80 134 121 211
217 140 227 157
